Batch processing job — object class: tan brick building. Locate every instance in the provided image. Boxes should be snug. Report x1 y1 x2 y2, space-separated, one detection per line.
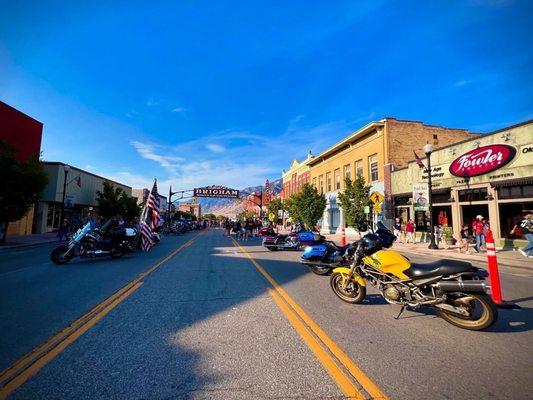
307 117 478 233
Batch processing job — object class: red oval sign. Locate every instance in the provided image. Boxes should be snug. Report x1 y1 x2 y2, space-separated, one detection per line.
449 144 516 178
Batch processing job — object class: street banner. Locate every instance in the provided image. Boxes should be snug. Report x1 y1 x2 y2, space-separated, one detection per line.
193 185 239 198
413 183 429 211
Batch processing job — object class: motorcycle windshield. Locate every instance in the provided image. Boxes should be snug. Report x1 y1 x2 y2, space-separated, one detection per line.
72 222 91 241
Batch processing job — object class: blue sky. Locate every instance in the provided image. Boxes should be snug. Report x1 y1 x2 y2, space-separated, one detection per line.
1 0 531 194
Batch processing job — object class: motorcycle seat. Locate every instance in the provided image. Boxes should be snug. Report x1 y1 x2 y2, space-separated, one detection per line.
405 259 473 279
327 242 350 252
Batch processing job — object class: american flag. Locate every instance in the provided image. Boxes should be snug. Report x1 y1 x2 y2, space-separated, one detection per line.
140 179 160 251
413 151 426 170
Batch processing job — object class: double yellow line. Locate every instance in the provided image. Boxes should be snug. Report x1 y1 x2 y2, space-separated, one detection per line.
0 233 201 400
232 239 388 400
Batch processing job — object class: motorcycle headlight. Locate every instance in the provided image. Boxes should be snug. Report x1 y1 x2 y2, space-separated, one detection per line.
304 246 313 252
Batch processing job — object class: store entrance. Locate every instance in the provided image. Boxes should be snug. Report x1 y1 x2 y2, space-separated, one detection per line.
434 206 452 227
461 204 489 228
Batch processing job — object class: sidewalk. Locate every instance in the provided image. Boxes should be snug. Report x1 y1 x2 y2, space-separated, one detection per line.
323 232 532 270
0 232 59 251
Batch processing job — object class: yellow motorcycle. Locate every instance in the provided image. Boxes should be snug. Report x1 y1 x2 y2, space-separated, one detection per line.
330 224 497 330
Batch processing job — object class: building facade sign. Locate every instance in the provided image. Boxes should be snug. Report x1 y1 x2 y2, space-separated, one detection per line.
449 144 516 178
412 183 429 211
193 186 239 198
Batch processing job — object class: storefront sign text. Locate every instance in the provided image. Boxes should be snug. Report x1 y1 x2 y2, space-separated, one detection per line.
449 144 516 178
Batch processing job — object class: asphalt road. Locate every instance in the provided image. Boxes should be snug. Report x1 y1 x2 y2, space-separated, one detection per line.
1 229 532 399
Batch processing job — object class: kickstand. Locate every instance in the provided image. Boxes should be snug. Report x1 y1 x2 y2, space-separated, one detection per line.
395 305 406 320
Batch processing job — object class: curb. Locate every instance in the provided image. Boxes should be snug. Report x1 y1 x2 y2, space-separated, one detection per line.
0 240 58 252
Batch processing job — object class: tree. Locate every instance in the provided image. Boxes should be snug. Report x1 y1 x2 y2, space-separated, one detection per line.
0 141 48 243
337 176 372 231
96 181 141 222
289 183 326 230
96 181 124 218
120 192 142 223
216 215 226 221
203 213 216 220
237 211 255 220
267 197 284 222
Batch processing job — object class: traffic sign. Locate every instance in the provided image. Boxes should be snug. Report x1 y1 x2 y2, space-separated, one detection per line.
369 191 384 204
268 212 276 221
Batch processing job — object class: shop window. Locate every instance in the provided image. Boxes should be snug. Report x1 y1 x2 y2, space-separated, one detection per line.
432 190 451 203
498 184 533 200
355 159 363 177
312 177 317 188
334 168 341 190
458 188 488 202
394 196 410 206
369 154 378 182
499 201 533 239
326 172 332 192
344 164 351 182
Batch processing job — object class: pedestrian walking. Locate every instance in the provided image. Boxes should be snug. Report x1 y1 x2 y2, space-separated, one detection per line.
405 219 415 243
57 219 70 243
472 215 486 252
513 212 533 258
393 217 403 244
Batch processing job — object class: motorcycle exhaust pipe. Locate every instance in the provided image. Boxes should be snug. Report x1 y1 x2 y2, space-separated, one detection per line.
436 281 488 293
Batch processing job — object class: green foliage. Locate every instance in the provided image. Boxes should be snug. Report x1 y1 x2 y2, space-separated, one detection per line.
267 198 284 218
203 213 216 220
237 211 255 220
120 192 142 222
96 181 141 222
216 215 226 221
443 226 453 239
0 141 48 242
288 183 326 230
337 176 371 230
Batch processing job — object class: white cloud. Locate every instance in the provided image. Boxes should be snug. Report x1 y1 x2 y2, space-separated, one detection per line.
172 107 186 113
128 113 374 194
205 143 225 153
453 80 469 87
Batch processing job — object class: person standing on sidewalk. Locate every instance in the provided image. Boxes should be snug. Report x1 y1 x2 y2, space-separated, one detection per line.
393 217 403 244
405 219 415 243
458 224 470 253
515 212 533 258
472 215 486 252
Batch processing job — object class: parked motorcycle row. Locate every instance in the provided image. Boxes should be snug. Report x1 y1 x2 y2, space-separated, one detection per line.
50 219 202 265
262 222 498 331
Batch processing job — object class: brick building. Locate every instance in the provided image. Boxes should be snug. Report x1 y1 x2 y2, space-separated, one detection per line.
281 152 314 200
0 101 44 237
307 117 478 233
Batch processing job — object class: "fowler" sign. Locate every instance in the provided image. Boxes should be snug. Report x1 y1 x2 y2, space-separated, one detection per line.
193 186 240 198
449 144 516 178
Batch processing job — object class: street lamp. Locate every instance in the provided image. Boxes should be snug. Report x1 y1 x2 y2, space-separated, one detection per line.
60 164 70 225
423 143 438 250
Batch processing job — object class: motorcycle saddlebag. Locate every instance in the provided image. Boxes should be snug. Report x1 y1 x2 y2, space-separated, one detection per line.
298 231 323 245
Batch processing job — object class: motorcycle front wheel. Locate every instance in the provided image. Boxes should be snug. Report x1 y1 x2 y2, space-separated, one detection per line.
110 248 124 259
310 265 330 275
330 273 366 304
51 245 74 265
438 293 498 330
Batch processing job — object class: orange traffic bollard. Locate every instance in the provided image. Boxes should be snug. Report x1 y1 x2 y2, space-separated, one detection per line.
341 225 346 246
485 232 519 309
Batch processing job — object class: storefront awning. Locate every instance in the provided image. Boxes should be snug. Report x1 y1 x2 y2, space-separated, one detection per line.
491 177 533 188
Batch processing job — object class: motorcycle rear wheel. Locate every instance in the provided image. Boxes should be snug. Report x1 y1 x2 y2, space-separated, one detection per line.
50 245 73 265
330 273 366 304
438 293 498 330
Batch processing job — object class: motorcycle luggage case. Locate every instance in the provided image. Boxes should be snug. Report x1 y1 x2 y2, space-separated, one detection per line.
298 231 324 245
301 243 328 260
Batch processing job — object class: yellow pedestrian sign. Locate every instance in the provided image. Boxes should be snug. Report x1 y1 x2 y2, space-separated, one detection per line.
369 191 383 205
268 212 276 221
